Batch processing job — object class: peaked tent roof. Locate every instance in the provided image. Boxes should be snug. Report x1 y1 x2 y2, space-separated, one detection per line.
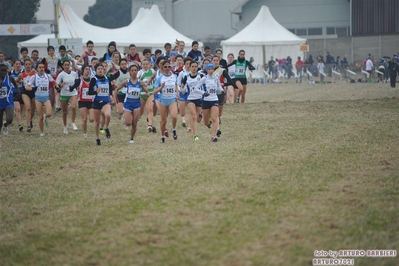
18 5 200 50
113 5 201 48
221 5 306 46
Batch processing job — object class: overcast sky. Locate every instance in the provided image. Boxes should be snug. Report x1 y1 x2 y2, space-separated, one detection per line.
36 0 96 20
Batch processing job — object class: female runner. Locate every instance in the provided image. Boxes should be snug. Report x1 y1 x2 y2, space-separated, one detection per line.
56 60 79 134
0 64 19 135
194 63 223 142
180 60 204 141
116 64 150 143
88 63 114 145
16 59 36 132
10 59 24 131
25 62 53 136
70 64 95 137
226 50 255 103
153 60 179 143
137 58 156 133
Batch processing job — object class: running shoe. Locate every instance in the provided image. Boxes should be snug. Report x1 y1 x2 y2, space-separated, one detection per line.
164 129 169 137
71 123 78 131
2 125 8 136
187 128 192 133
129 139 134 144
44 114 49 127
96 138 101 146
40 132 45 137
152 126 157 133
211 136 218 142
63 127 68 134
181 121 187 127
216 129 222 137
104 128 111 138
55 106 61 112
161 136 165 143
194 135 199 141
124 126 129 130
172 129 178 140
27 126 32 133
207 122 212 129
148 126 153 133
83 133 88 138
18 125 23 132
100 128 105 134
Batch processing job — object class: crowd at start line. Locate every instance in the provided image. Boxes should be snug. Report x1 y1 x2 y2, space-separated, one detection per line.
0 40 256 145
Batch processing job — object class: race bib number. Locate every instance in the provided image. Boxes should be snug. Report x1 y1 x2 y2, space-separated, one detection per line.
235 66 245 75
97 84 109 96
0 87 7 98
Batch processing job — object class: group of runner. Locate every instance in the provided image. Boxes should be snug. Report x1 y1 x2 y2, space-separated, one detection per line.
0 40 256 145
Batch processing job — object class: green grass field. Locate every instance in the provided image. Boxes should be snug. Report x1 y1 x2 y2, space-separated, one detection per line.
1 83 399 265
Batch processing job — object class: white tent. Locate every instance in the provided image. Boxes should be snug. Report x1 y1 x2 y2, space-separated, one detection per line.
221 5 306 67
18 5 199 56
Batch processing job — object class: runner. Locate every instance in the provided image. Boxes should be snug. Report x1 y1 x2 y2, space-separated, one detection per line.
116 64 150 143
0 64 19 135
44 46 60 110
176 57 190 129
102 41 117 64
56 60 79 134
88 63 114 145
10 60 24 131
187 41 204 64
137 58 156 133
81 40 97 65
226 53 240 103
226 50 255 103
212 55 237 137
110 58 129 123
70 64 95 137
25 62 53 136
175 40 187 58
194 63 223 142
15 59 36 132
180 60 204 141
126 44 141 67
153 60 179 143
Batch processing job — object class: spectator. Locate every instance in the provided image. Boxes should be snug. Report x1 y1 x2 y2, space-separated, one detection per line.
325 51 334 77
295 56 304 83
365 55 374 82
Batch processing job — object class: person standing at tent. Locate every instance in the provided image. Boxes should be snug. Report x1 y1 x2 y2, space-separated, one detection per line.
153 60 179 143
295 56 304 83
387 57 398 88
81 40 97 65
317 59 325 83
226 50 255 103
